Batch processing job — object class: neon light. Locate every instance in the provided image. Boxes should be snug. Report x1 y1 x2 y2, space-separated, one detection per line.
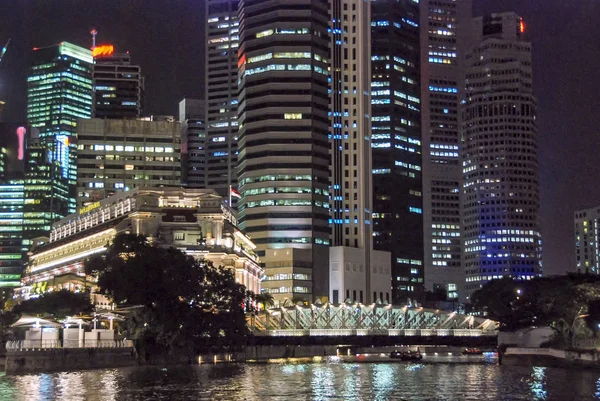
15 126 26 160
92 44 115 58
519 18 526 34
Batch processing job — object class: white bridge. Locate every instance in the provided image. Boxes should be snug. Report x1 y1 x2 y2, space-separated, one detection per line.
248 303 498 338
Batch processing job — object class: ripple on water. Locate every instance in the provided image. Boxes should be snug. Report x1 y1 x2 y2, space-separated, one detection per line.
0 361 598 401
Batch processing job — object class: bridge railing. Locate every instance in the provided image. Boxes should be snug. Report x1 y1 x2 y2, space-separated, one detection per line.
260 328 496 337
6 339 134 351
248 303 498 336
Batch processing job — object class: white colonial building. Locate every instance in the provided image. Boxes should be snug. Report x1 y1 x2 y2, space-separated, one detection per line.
21 188 262 301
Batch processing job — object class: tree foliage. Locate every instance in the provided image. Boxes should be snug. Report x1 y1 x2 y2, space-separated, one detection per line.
13 289 93 319
84 233 249 353
471 274 600 348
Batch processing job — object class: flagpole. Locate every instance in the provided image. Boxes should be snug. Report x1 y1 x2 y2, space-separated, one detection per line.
229 185 232 207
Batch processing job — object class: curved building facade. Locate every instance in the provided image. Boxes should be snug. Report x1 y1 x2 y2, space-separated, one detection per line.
462 13 542 299
237 0 331 302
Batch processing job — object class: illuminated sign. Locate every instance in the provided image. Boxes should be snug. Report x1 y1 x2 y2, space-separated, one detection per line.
92 44 115 58
0 274 21 280
15 126 25 160
519 18 526 34
80 201 101 215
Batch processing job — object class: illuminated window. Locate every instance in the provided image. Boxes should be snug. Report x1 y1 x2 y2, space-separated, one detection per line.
284 113 302 120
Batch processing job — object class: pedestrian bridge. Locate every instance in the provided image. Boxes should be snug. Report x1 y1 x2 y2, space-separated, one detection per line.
248 303 498 341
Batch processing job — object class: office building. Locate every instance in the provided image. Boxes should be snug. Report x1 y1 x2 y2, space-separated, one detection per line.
371 0 422 303
21 188 262 299
205 0 240 199
0 131 69 288
462 13 542 300
92 44 144 119
76 118 181 209
27 42 93 213
237 0 331 303
575 207 600 274
421 0 472 301
0 183 24 287
179 98 206 188
328 0 391 305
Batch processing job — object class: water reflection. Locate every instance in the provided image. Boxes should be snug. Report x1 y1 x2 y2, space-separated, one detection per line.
529 366 547 400
0 361 599 400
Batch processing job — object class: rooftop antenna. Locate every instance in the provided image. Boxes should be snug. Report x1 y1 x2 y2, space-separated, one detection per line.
90 29 97 49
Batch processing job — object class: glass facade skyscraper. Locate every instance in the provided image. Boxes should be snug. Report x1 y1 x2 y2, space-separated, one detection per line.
371 0 422 302
27 42 93 213
0 133 69 288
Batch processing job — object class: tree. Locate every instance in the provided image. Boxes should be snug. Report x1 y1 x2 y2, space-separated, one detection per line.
253 292 275 311
471 274 600 348
84 233 248 354
13 289 93 320
471 277 519 329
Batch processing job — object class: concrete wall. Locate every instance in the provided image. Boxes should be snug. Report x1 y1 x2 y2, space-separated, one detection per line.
498 327 553 348
6 347 136 375
502 347 600 369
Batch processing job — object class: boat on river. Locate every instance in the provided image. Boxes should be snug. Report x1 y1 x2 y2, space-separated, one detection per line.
390 349 423 361
461 348 484 356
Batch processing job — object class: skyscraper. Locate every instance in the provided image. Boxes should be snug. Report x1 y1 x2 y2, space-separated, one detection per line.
0 183 24 287
329 0 392 305
0 130 69 288
179 99 206 188
27 42 93 213
237 0 331 302
575 206 600 274
205 0 240 199
421 0 472 301
371 0 422 303
92 45 144 119
462 13 542 300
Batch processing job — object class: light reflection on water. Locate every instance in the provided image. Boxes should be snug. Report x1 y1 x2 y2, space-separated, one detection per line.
0 358 599 401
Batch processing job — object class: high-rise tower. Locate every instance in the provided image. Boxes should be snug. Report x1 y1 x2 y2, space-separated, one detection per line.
462 13 542 300
371 0 422 303
237 0 331 303
27 42 93 213
329 0 392 305
179 99 206 188
92 45 144 119
421 0 472 301
205 0 240 200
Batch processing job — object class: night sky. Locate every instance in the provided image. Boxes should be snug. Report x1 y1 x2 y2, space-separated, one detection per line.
0 0 598 276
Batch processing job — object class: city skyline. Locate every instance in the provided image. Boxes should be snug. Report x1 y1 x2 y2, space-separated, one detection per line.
0 0 598 278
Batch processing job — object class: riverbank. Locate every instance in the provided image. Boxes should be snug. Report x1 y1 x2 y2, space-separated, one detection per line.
5 344 491 374
501 347 600 369
5 347 137 375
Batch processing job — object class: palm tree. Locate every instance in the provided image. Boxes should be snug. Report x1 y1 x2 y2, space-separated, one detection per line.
255 293 275 311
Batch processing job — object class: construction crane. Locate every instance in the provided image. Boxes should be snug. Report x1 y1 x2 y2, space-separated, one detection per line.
0 39 10 121
0 38 11 68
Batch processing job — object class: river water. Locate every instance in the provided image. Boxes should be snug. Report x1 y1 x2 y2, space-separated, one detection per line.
0 356 598 400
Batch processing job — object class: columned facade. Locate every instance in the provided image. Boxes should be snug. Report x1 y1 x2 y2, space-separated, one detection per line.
23 188 262 299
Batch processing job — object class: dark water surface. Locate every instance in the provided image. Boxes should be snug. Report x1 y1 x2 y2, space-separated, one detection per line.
0 356 598 400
